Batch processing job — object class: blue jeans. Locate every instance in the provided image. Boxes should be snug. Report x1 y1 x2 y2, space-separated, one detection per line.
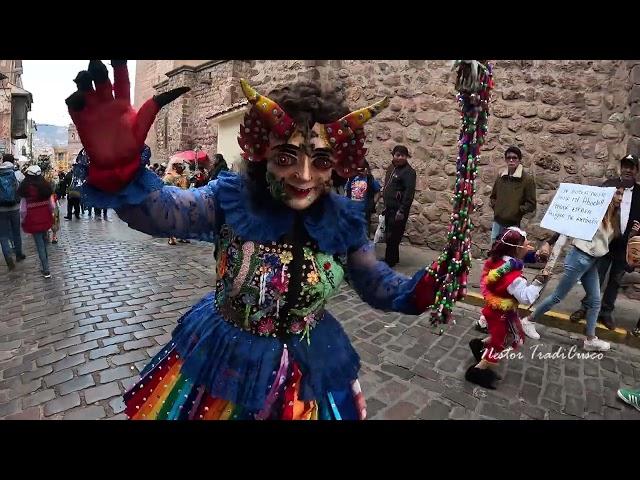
532 247 601 337
0 209 23 264
32 232 49 273
491 221 505 244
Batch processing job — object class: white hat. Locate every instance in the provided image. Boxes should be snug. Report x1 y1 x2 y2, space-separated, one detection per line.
26 165 42 176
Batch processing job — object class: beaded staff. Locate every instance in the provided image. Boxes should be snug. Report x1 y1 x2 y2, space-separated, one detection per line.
424 61 494 327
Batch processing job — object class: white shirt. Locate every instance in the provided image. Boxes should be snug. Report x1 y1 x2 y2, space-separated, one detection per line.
621 186 633 234
502 256 543 305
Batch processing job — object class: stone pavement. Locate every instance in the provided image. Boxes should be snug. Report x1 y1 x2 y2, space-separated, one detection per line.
1 207 640 420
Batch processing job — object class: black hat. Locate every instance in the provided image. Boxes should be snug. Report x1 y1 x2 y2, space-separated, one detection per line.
392 145 411 158
621 154 639 169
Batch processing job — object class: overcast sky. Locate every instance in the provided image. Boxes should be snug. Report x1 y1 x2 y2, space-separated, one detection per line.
21 60 137 127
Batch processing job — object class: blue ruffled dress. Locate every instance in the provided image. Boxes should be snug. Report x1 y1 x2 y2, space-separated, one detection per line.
84 166 426 420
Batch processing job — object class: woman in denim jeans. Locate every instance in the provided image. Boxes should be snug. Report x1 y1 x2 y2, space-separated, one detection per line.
522 185 624 352
18 166 54 278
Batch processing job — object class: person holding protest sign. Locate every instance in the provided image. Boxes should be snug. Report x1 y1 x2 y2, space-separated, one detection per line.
570 154 640 331
523 183 625 350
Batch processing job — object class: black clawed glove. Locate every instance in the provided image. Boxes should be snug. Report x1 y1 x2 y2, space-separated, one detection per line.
153 87 191 107
88 60 109 83
74 71 93 91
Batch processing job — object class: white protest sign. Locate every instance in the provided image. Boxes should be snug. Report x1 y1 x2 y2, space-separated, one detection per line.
540 183 616 241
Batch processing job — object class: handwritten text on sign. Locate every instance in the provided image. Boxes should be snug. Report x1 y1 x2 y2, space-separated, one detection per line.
540 183 616 241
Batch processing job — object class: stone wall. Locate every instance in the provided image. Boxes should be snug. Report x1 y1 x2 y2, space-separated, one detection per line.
144 60 635 251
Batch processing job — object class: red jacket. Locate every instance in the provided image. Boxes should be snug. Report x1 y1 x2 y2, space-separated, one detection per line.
21 187 53 234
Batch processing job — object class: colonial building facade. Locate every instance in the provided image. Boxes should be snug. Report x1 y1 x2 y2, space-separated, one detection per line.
135 60 640 252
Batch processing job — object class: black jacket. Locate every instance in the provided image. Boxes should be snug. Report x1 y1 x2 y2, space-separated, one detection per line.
383 163 416 215
604 178 640 254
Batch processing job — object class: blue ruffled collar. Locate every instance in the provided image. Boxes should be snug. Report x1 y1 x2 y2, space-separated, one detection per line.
214 171 366 254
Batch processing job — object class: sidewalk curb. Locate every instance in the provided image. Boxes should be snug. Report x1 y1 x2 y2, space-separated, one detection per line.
461 291 640 349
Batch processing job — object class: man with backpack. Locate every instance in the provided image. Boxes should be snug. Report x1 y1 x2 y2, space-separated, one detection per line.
0 154 26 270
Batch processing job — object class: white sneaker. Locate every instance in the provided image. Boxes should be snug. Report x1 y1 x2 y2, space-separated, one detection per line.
477 315 487 329
520 317 540 340
583 336 610 352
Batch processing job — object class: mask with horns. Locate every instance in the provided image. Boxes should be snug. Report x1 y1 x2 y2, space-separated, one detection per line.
237 79 389 178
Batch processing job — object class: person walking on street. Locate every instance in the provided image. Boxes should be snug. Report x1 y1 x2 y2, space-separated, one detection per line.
0 154 26 270
466 227 547 389
521 184 625 349
489 146 537 243
570 154 640 331
382 145 416 267
18 165 54 278
64 169 81 220
163 161 190 245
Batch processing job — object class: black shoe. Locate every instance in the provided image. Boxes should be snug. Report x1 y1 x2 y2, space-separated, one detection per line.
75 215 80 219
475 323 489 334
15 254 26 262
599 316 616 330
633 327 640 338
64 216 72 220
469 339 485 363
570 309 586 323
465 365 497 390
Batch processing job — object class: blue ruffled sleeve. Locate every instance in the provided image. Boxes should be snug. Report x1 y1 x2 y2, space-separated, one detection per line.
114 177 220 242
347 242 426 315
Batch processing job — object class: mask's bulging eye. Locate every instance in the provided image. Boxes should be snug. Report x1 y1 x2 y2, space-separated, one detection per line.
312 156 333 170
276 153 296 167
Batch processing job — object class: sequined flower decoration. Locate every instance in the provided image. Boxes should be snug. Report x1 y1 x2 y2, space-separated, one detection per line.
306 270 319 285
323 262 331 270
257 317 276 335
258 265 270 275
270 273 288 293
290 320 305 334
279 251 293 264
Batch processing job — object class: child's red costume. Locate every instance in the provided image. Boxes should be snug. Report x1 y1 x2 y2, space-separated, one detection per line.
480 257 527 363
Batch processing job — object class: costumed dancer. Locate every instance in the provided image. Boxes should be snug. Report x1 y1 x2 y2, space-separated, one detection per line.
466 227 548 389
65 60 439 420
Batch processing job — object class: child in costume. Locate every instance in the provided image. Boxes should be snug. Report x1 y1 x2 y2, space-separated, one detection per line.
65 60 439 420
466 227 547 389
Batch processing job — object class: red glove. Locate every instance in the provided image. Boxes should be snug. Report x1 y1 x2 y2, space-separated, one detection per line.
413 270 437 313
65 60 189 193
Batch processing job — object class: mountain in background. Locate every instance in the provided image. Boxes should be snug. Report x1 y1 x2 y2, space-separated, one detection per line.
34 124 67 147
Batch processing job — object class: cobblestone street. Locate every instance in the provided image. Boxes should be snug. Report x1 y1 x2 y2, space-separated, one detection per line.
1 209 640 420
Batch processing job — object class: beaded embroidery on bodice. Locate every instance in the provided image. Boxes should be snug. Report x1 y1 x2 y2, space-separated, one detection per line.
214 225 344 338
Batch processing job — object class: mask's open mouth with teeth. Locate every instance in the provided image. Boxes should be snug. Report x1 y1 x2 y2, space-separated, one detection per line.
286 185 314 198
